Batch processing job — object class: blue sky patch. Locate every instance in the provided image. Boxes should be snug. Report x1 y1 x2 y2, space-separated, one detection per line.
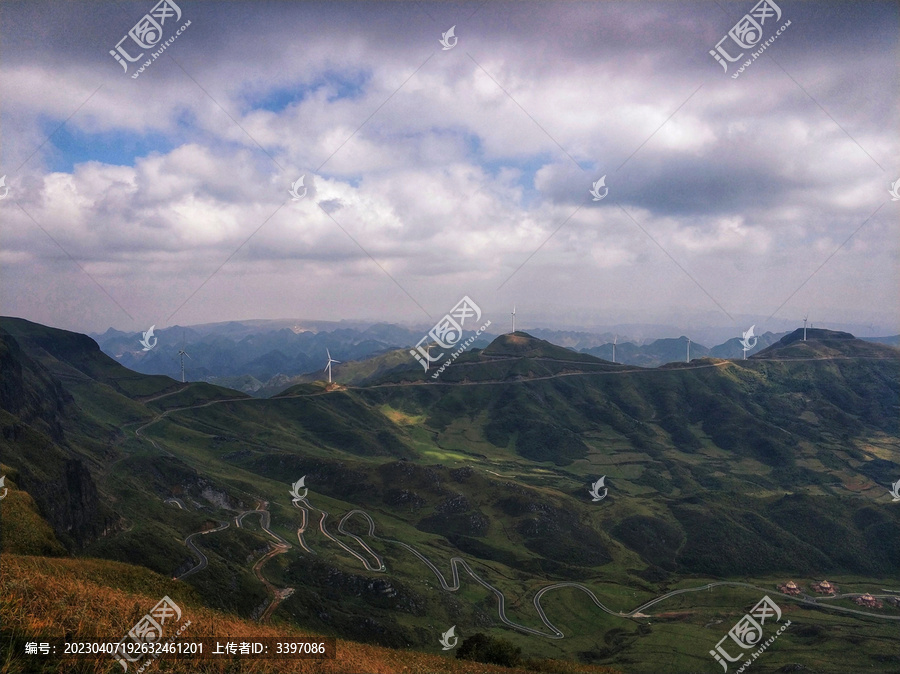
243 70 370 113
41 118 183 172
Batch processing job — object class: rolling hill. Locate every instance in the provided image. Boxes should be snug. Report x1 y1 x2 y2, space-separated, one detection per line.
1 317 899 673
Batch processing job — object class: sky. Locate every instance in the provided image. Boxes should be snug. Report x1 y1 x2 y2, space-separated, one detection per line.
1 0 898 338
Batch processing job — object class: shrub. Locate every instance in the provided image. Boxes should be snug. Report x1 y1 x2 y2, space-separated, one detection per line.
456 632 523 667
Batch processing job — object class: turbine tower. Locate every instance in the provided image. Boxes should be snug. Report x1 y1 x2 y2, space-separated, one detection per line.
177 347 190 383
612 334 617 364
511 305 516 334
686 337 691 363
803 313 808 341
324 348 340 383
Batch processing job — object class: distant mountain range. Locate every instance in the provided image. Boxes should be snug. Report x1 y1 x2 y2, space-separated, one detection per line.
90 320 447 395
88 319 900 397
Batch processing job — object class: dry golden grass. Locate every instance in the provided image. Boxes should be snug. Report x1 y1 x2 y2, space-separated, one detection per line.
0 554 620 674
0 475 67 557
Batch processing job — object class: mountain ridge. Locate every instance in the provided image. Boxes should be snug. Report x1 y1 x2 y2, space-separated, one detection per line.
81 317 899 397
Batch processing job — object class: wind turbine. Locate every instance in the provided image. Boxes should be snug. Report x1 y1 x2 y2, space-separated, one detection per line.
686 337 691 363
177 345 191 383
511 305 516 334
803 313 808 341
324 348 340 383
612 334 617 364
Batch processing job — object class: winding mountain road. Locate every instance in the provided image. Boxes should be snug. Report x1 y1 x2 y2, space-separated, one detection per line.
236 505 295 622
237 506 294 548
294 503 316 554
175 494 900 635
293 502 900 638
175 521 229 580
291 499 385 571
165 497 187 510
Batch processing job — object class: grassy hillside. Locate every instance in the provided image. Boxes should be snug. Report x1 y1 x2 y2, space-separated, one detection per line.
0 554 620 673
259 348 415 395
0 468 66 557
2 320 899 673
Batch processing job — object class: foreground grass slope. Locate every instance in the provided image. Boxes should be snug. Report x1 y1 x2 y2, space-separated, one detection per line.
0 554 620 674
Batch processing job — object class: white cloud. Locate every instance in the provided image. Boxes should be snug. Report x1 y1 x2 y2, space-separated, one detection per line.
0 0 897 332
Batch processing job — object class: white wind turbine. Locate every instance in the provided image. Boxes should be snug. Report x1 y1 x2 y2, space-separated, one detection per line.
511 305 516 334
803 313 808 341
612 334 617 364
324 348 340 383
686 337 691 363
177 339 191 384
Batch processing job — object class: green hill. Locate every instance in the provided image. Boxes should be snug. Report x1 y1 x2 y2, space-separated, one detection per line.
264 347 416 393
2 319 899 673
482 332 604 361
755 327 894 359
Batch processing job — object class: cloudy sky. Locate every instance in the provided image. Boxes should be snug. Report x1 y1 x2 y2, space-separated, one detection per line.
1 0 897 337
